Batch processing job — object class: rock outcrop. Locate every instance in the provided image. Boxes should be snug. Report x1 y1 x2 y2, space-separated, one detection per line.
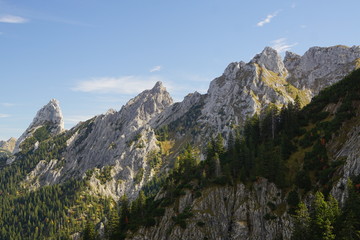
9 44 360 239
285 45 360 95
23 82 173 200
154 45 360 144
16 45 360 200
13 99 64 153
128 179 291 240
0 137 16 152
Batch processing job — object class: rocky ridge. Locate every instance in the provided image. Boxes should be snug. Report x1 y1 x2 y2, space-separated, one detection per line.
128 179 291 240
153 45 360 142
13 99 64 153
0 137 16 152
15 45 360 201
23 82 173 200
7 44 360 239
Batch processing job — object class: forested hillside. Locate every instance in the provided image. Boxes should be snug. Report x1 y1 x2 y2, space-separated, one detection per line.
96 68 360 240
1 55 360 239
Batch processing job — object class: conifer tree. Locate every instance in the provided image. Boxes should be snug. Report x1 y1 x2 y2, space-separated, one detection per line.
119 194 130 231
83 219 97 240
105 207 120 240
292 202 311 240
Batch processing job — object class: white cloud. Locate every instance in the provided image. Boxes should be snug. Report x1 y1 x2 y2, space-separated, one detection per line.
0 102 15 107
72 76 163 94
0 15 28 23
271 38 298 53
257 11 279 27
64 115 94 125
150 65 162 72
0 114 10 118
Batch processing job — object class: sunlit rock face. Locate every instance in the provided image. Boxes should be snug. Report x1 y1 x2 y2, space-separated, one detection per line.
17 45 360 201
13 99 64 154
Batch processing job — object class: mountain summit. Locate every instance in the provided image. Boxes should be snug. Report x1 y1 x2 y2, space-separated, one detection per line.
2 45 360 239
13 99 64 153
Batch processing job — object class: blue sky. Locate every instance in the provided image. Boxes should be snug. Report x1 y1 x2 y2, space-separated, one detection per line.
1 0 359 140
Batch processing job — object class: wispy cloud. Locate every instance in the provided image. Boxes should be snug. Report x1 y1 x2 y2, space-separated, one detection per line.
0 102 15 107
64 115 94 125
271 38 298 53
72 76 163 94
257 11 279 27
0 15 28 23
150 65 162 72
291 3 296 8
0 114 11 118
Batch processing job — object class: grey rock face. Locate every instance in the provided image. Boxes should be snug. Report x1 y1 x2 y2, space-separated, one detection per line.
13 99 64 153
251 46 287 75
155 45 360 145
18 46 360 198
331 124 360 206
128 179 292 240
285 45 360 95
24 82 173 200
151 91 203 128
13 45 360 239
0 137 16 152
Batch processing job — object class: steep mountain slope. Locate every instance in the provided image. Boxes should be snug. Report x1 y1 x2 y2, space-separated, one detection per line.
20 82 173 199
13 99 64 153
153 45 360 143
126 68 360 240
128 179 292 240
0 137 16 152
9 45 360 201
1 45 360 239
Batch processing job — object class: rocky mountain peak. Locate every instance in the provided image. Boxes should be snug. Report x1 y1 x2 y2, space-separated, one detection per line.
120 81 173 128
30 99 64 133
0 137 17 152
151 81 166 92
13 99 64 153
284 45 360 95
251 46 286 75
283 51 301 72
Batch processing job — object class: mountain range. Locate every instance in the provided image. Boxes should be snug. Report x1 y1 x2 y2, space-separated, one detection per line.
1 44 360 239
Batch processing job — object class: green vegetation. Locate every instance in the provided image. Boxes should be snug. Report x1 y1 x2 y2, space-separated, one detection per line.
96 166 114 184
79 69 360 239
292 180 360 240
0 69 360 239
0 130 112 239
171 206 193 229
94 69 360 239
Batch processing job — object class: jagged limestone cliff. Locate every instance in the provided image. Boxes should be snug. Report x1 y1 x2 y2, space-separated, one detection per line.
128 179 291 240
14 45 360 202
22 82 173 200
13 99 64 154
0 137 16 152
7 45 360 239
183 46 359 137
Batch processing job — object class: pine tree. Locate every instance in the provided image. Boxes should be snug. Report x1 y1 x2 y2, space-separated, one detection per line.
83 219 97 240
335 180 360 240
311 192 339 240
292 202 311 240
119 194 130 231
214 133 225 156
105 207 120 240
